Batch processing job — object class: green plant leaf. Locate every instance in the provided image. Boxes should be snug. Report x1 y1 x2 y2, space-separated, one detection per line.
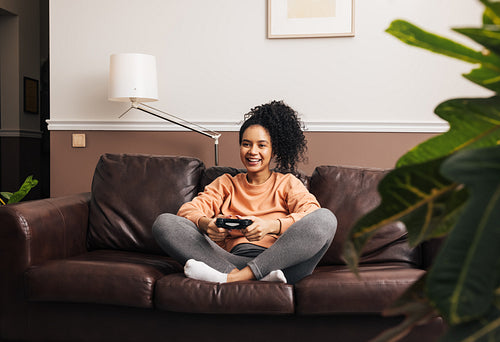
495 287 500 309
343 158 466 271
427 146 500 325
403 186 469 244
386 20 500 71
370 275 439 342
454 27 500 56
464 67 500 92
481 0 500 25
439 306 500 342
6 175 38 204
397 97 500 167
0 192 13 200
483 10 500 26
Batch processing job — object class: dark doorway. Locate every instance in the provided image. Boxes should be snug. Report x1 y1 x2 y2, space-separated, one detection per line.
0 1 50 201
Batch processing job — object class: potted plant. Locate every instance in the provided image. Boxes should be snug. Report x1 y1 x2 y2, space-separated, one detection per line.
0 175 38 205
344 0 500 341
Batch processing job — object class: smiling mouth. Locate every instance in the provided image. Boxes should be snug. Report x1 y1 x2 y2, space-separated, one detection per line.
246 158 261 165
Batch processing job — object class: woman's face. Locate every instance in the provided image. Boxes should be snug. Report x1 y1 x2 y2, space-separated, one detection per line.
239 125 273 175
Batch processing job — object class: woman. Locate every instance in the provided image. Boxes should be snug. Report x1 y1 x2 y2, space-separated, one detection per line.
152 101 337 284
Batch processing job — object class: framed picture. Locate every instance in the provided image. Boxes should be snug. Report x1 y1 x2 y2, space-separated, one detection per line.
268 0 355 38
24 77 39 114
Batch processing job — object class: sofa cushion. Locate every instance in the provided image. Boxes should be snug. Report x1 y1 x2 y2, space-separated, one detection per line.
309 165 418 266
88 153 204 253
295 264 425 315
25 250 182 309
155 273 294 314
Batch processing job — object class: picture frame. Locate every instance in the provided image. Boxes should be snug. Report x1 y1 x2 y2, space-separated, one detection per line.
268 0 355 39
24 77 39 114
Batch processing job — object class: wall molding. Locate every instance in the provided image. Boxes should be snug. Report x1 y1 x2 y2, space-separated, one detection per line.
305 121 449 133
46 120 449 133
0 129 42 138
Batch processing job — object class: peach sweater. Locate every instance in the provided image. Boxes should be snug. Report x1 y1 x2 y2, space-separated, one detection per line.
177 172 320 252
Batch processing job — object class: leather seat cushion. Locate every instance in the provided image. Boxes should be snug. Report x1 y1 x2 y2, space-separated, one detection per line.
155 273 294 314
25 250 182 308
295 264 425 315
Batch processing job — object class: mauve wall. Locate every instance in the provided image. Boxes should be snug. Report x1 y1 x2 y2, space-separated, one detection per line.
50 131 435 197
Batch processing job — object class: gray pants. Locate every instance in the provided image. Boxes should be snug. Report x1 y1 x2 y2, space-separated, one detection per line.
152 208 337 284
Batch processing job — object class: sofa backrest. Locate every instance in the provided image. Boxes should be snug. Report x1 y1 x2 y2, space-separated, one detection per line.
309 165 420 266
86 154 418 266
87 154 204 254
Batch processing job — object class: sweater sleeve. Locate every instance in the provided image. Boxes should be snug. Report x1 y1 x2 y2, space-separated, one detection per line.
177 175 229 226
277 175 321 233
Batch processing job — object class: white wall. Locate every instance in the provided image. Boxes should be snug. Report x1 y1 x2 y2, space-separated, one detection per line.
49 0 491 132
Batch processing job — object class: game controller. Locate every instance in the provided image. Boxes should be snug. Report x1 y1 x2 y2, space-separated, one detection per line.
215 218 253 229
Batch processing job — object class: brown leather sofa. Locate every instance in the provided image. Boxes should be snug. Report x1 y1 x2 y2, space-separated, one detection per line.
0 153 444 342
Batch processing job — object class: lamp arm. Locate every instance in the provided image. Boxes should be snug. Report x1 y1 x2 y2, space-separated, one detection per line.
122 102 222 165
137 103 221 140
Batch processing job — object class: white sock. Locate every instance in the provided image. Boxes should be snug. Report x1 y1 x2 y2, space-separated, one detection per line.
184 259 228 283
260 270 287 283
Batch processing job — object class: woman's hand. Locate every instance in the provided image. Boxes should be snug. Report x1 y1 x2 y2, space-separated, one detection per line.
198 216 228 242
239 216 281 242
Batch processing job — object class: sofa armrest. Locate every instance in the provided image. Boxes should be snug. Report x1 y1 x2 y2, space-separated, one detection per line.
0 192 90 336
0 192 91 267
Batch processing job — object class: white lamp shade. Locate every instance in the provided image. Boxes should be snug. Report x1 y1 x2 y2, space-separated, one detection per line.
108 53 158 102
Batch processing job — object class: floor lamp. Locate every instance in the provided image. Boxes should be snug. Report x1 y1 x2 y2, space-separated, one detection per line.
108 53 221 165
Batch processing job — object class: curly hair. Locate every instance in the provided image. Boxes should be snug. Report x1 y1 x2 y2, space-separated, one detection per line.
239 100 307 173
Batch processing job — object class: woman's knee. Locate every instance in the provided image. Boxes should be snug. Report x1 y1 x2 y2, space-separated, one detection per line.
310 208 338 238
320 208 337 227
152 213 179 240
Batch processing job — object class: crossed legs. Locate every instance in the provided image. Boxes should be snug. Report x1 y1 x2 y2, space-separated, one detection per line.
152 208 337 284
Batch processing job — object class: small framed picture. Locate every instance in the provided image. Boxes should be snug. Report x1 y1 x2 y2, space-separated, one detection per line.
268 0 355 39
24 77 39 114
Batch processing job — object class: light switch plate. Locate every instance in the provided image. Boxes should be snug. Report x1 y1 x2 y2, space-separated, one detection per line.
72 133 86 148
